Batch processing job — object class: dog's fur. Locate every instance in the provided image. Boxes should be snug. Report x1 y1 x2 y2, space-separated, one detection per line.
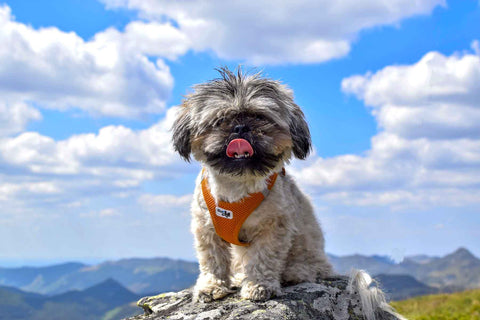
172 68 333 302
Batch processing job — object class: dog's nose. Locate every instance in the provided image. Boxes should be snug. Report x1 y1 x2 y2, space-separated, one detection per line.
233 124 248 134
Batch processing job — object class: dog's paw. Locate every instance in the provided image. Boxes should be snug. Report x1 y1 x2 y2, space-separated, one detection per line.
240 282 280 301
193 283 233 303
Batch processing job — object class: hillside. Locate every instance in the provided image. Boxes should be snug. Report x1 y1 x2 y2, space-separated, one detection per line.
408 248 480 289
391 288 480 320
0 247 478 307
0 279 141 320
374 274 437 300
0 258 198 295
330 247 480 294
0 263 86 294
328 253 395 275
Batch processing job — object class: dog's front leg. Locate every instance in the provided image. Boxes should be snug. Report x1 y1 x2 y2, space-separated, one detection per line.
235 219 292 301
191 211 232 302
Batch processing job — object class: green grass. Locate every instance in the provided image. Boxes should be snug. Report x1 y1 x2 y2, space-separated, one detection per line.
391 289 480 320
102 302 141 320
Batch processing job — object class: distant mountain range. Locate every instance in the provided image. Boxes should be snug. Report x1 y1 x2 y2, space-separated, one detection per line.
0 258 198 295
373 274 437 300
0 278 141 320
0 247 478 307
329 247 480 294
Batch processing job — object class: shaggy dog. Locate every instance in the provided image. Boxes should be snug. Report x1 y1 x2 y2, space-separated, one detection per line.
172 68 332 302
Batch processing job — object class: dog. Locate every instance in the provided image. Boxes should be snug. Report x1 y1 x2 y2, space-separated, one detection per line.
172 67 332 302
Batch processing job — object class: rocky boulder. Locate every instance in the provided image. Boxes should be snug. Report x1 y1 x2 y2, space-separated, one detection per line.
124 271 405 320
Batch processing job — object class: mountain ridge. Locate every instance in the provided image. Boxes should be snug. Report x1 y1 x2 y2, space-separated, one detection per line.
0 278 141 320
1 247 478 301
0 257 199 296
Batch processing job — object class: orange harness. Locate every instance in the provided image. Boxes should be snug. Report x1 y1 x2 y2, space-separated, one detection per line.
201 168 285 246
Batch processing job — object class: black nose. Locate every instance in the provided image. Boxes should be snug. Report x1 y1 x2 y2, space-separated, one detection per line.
233 124 248 134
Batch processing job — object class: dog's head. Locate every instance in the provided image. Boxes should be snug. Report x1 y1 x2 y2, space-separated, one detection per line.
172 67 311 176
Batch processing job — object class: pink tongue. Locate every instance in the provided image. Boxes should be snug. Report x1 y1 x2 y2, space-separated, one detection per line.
226 139 254 158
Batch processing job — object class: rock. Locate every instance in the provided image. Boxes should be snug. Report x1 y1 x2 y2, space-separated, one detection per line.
124 271 405 320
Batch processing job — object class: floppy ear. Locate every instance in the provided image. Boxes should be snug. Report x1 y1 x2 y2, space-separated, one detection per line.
289 106 312 159
171 104 192 161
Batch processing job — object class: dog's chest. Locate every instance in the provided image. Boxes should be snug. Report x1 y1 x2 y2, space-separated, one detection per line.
237 195 283 243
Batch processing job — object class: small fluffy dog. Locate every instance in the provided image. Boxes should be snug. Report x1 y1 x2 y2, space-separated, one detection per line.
172 68 332 302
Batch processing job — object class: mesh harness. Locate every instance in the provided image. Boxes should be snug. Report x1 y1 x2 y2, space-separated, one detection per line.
201 168 285 246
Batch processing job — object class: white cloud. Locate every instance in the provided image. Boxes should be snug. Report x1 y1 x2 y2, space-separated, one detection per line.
0 107 185 178
341 49 480 141
138 193 192 212
0 181 60 202
471 40 480 55
80 208 121 217
293 42 480 208
0 101 41 136
120 21 191 59
342 52 480 107
0 107 193 210
0 0 447 136
321 189 480 209
102 0 444 65
0 5 190 118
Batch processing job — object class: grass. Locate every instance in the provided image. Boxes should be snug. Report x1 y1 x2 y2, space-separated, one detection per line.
391 289 480 320
102 302 140 320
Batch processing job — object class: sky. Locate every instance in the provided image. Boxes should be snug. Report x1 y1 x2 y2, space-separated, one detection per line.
1 0 480 266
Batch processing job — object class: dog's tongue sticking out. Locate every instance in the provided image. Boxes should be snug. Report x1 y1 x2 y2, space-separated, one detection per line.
226 139 254 158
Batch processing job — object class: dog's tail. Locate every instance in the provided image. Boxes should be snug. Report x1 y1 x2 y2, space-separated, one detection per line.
347 270 407 320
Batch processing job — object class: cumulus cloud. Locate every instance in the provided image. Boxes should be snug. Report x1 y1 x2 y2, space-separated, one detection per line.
102 0 444 65
342 51 480 140
0 107 193 208
0 5 193 214
0 101 41 136
293 43 480 208
0 107 183 175
0 4 190 118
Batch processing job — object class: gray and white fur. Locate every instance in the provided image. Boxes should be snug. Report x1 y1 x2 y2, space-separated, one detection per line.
349 270 407 320
172 68 333 302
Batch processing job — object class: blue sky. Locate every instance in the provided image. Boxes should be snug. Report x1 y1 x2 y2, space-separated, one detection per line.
1 0 480 266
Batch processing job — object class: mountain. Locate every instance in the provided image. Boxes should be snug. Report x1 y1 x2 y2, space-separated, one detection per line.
405 254 439 265
417 247 480 289
0 285 43 319
328 253 395 275
0 279 141 320
0 258 198 295
50 278 137 307
329 247 480 299
1 248 478 304
387 247 480 290
374 274 437 301
0 262 86 294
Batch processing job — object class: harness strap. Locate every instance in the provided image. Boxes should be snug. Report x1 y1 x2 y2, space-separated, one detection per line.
201 168 284 246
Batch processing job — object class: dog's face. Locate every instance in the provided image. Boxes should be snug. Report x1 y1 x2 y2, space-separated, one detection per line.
172 68 311 176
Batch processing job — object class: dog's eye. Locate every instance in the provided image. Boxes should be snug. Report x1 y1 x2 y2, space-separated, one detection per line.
255 115 266 121
215 117 225 127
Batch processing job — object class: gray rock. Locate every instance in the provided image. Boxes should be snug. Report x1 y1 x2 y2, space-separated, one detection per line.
124 272 405 320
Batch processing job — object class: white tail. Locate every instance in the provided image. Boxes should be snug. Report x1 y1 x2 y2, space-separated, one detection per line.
347 270 407 320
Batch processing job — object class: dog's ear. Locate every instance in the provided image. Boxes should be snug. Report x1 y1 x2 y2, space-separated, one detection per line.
289 106 312 160
172 103 192 162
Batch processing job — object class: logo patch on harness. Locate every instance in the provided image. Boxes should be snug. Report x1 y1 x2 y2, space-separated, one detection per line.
215 207 233 219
